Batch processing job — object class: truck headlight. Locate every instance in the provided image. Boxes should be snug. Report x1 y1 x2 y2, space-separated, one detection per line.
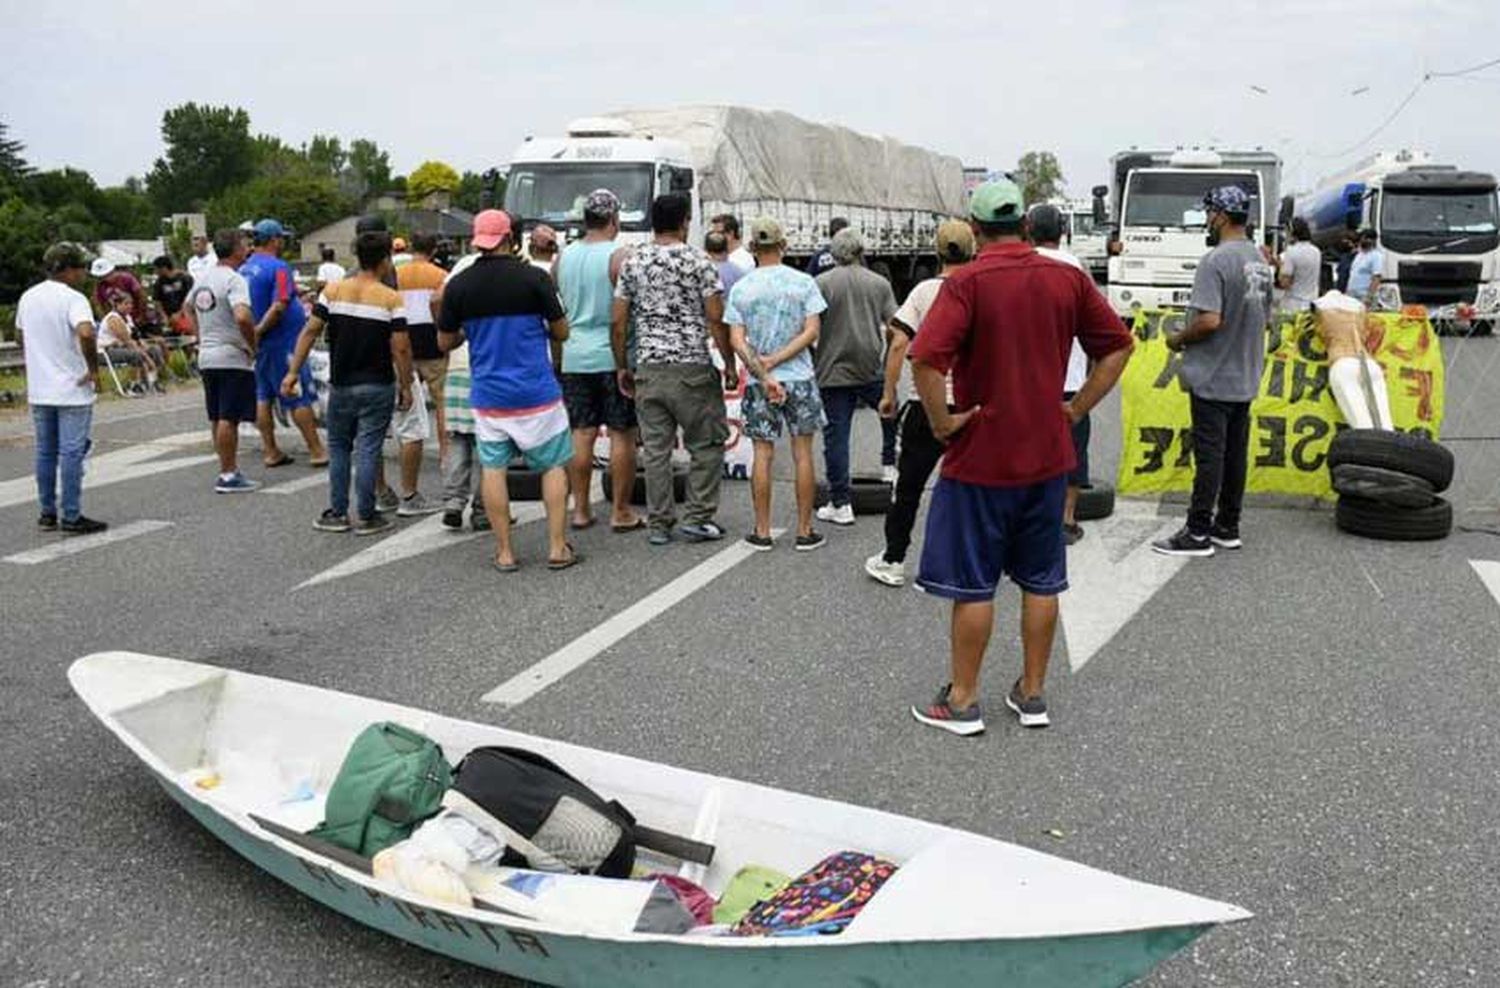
1374 284 1402 311
1476 283 1500 313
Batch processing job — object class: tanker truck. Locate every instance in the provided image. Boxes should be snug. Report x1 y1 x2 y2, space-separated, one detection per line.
498 106 969 297
1294 149 1500 333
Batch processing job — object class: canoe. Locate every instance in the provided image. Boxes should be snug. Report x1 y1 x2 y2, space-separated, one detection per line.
69 651 1251 987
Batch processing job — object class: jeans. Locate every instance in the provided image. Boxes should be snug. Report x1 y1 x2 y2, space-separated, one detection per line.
1187 395 1252 536
327 383 395 520
634 363 727 530
441 431 482 512
33 404 93 521
819 380 894 507
883 401 946 563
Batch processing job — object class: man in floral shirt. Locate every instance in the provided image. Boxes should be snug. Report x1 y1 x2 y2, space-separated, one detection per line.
612 193 737 546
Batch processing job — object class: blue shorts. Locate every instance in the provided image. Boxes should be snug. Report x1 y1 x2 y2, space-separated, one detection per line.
201 369 257 424
254 341 316 409
916 476 1068 601
742 379 826 441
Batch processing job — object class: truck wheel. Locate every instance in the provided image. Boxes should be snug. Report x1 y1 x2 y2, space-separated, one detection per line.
1074 483 1116 522
1335 494 1452 541
1330 463 1436 509
1326 430 1453 492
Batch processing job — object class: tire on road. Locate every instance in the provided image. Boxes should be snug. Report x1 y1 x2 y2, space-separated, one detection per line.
1330 463 1437 509
1326 430 1453 492
1074 483 1116 522
814 477 893 515
600 468 688 506
1334 494 1452 541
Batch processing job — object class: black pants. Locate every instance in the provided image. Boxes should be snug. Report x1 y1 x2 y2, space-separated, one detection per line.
883 401 947 563
1187 395 1251 535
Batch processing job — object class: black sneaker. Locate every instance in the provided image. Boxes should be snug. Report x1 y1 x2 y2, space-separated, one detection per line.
1006 680 1051 728
1151 526 1214 557
314 510 351 533
1063 522 1085 546
794 531 826 553
354 514 393 537
60 516 108 536
441 509 464 531
38 513 58 531
1210 523 1242 550
743 532 775 552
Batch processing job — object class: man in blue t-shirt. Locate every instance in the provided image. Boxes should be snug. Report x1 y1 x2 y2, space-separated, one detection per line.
239 218 326 468
727 217 829 553
1345 228 1385 307
440 209 575 572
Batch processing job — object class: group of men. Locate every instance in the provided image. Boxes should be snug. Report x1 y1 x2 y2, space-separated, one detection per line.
20 172 1279 738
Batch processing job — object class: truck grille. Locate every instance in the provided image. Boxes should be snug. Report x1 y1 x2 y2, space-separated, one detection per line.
1396 260 1481 306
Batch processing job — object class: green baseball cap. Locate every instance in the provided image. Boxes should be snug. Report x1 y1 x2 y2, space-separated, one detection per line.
969 178 1025 224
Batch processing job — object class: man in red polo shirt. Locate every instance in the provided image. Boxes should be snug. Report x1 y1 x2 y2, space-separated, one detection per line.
907 178 1134 736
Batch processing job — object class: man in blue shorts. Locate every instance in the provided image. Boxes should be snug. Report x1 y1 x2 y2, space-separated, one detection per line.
240 218 327 469
439 209 576 571
726 217 828 552
907 179 1133 736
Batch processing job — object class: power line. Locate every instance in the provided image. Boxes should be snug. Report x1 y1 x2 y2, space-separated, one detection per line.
1428 55 1500 78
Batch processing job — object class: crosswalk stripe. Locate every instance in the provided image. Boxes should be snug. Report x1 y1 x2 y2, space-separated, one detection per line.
3 520 173 565
262 474 329 495
1472 560 1500 609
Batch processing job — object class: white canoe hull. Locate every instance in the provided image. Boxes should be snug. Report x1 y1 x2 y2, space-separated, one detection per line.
70 652 1251 987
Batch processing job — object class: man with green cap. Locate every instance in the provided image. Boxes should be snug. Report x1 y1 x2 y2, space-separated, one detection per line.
907 178 1133 736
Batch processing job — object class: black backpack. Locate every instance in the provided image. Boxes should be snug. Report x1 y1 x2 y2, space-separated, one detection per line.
450 747 712 879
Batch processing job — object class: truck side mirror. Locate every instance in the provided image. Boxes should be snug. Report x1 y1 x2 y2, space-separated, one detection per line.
1091 187 1108 225
670 168 695 193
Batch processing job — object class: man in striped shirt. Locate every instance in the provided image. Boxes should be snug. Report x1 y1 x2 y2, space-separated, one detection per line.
283 231 414 535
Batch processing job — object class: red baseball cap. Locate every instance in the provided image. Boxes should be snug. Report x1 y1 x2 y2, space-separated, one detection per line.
472 209 513 250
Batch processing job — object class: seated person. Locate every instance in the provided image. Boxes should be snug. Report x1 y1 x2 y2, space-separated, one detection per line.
99 291 169 395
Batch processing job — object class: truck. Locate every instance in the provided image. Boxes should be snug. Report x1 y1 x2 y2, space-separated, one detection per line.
1293 149 1500 332
500 106 969 296
1096 148 1283 316
1056 196 1109 282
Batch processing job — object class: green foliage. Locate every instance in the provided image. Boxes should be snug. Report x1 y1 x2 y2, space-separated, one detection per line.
453 171 486 213
345 139 392 201
1015 151 1065 207
0 121 31 198
407 160 460 200
0 195 53 302
306 135 347 178
205 174 346 241
147 104 257 213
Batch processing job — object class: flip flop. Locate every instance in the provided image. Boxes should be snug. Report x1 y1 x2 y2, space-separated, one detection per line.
308 458 329 468
492 559 521 574
547 545 582 571
570 517 598 531
264 453 294 468
610 517 646 533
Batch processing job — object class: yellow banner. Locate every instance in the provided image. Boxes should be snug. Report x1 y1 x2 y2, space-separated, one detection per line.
1117 310 1446 498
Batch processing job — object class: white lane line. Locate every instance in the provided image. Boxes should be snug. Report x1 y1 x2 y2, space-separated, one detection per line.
0 454 217 510
3 520 173 565
1472 560 1500 609
1060 504 1190 672
262 474 329 495
483 528 785 707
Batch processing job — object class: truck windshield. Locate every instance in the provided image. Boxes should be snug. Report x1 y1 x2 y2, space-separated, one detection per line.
1123 171 1260 229
1071 213 1098 237
1381 191 1499 234
504 163 654 231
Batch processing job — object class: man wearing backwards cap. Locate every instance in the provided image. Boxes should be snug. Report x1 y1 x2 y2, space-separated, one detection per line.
1153 185 1273 558
239 218 328 469
907 178 1133 737
439 209 577 571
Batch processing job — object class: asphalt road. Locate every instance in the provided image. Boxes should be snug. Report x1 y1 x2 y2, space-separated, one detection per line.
2 339 1498 987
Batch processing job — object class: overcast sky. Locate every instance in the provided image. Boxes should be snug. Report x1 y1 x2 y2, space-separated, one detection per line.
3 0 1497 198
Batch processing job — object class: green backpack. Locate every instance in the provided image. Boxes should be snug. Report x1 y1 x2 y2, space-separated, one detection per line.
310 722 453 857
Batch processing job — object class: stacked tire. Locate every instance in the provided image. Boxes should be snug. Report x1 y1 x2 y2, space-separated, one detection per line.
1328 431 1454 541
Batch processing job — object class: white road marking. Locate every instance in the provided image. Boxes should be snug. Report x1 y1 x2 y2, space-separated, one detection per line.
1472 560 1500 609
3 520 173 565
295 503 546 589
1059 504 1191 671
483 528 786 707
0 453 217 509
262 474 329 495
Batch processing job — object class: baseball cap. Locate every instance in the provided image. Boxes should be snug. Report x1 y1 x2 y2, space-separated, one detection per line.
355 214 388 234
748 216 784 249
935 219 976 262
583 189 620 220
46 243 90 274
969 178 1025 224
253 218 287 242
89 257 115 278
472 209 513 251
1202 186 1251 217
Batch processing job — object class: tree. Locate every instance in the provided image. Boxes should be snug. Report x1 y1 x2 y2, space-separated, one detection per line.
147 103 257 213
344 139 391 201
0 196 56 302
305 135 346 178
407 160 460 201
0 121 31 197
1015 150 1065 206
205 174 346 242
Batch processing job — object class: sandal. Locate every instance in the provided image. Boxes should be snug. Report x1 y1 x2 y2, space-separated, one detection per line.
570 516 598 531
492 558 521 573
264 453 294 468
610 517 646 533
547 544 582 571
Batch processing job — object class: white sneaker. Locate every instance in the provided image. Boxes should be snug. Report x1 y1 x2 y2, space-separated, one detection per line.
864 553 906 587
815 503 856 526
882 465 898 485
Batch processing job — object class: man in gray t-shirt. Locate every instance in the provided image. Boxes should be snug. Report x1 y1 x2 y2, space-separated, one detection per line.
187 228 262 492
1155 186 1273 557
813 228 898 521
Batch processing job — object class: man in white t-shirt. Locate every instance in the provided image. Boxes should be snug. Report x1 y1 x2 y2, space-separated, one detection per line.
315 246 346 293
863 220 975 587
17 243 107 533
1029 204 1095 545
710 213 755 273
1277 218 1322 313
186 233 218 281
